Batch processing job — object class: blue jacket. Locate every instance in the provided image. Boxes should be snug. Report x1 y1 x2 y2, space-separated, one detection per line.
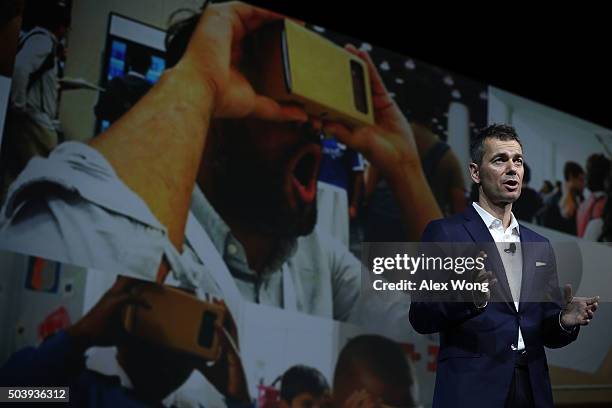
409 205 579 408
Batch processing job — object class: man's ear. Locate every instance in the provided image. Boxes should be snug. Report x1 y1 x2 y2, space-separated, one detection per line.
469 162 480 184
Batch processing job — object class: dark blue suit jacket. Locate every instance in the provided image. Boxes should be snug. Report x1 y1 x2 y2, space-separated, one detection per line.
409 205 579 408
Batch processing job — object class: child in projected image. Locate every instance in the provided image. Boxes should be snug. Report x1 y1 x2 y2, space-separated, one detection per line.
332 335 420 408
279 365 332 408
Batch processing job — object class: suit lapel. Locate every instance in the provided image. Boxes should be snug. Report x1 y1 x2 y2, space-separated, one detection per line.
518 227 536 313
462 206 515 312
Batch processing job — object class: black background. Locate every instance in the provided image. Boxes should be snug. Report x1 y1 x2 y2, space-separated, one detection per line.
250 1 611 130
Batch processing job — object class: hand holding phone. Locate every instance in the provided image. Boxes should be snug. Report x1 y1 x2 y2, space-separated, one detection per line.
122 281 226 361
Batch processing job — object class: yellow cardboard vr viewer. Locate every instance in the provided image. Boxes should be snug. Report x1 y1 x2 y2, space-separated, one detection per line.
123 282 226 360
250 19 375 128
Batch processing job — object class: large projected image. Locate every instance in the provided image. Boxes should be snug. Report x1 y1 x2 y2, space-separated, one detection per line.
0 1 611 407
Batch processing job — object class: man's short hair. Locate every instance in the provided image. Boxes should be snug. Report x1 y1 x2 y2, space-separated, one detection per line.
563 161 584 182
280 365 330 403
470 124 522 166
586 154 610 192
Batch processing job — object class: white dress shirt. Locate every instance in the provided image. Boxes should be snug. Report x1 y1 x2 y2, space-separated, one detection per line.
472 202 525 351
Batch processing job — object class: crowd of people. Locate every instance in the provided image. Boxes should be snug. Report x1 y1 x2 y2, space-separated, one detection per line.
493 154 612 242
0 0 71 202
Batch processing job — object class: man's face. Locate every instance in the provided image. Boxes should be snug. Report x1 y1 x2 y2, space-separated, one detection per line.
471 138 524 205
205 118 322 240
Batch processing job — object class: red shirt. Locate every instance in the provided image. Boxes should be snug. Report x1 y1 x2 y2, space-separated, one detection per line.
577 192 607 237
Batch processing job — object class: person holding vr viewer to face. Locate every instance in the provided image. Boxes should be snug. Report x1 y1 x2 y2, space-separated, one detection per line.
0 1 440 323
0 0 444 405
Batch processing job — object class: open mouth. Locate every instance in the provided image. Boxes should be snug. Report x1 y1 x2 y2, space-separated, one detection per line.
286 143 322 209
503 179 519 191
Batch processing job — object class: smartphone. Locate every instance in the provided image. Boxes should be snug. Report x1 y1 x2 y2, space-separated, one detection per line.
248 19 375 128
123 281 226 361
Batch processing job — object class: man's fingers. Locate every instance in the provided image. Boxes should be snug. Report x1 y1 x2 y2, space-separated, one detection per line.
345 390 364 408
324 122 380 158
229 2 285 37
323 122 352 142
250 96 307 122
126 294 152 310
586 296 600 305
111 292 151 310
348 389 371 408
109 275 139 294
323 122 364 153
564 284 573 304
344 44 388 98
216 319 241 356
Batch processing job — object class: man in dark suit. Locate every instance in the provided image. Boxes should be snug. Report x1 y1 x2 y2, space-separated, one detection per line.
409 124 599 408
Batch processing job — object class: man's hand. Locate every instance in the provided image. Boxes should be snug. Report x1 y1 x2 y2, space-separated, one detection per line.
560 284 599 328
321 45 442 240
176 1 307 122
65 276 150 353
471 252 497 308
322 44 419 184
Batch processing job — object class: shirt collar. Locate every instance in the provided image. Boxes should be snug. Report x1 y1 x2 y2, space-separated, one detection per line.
189 186 297 274
472 201 520 235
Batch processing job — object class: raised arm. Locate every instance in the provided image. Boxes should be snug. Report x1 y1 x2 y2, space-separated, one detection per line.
88 2 307 279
